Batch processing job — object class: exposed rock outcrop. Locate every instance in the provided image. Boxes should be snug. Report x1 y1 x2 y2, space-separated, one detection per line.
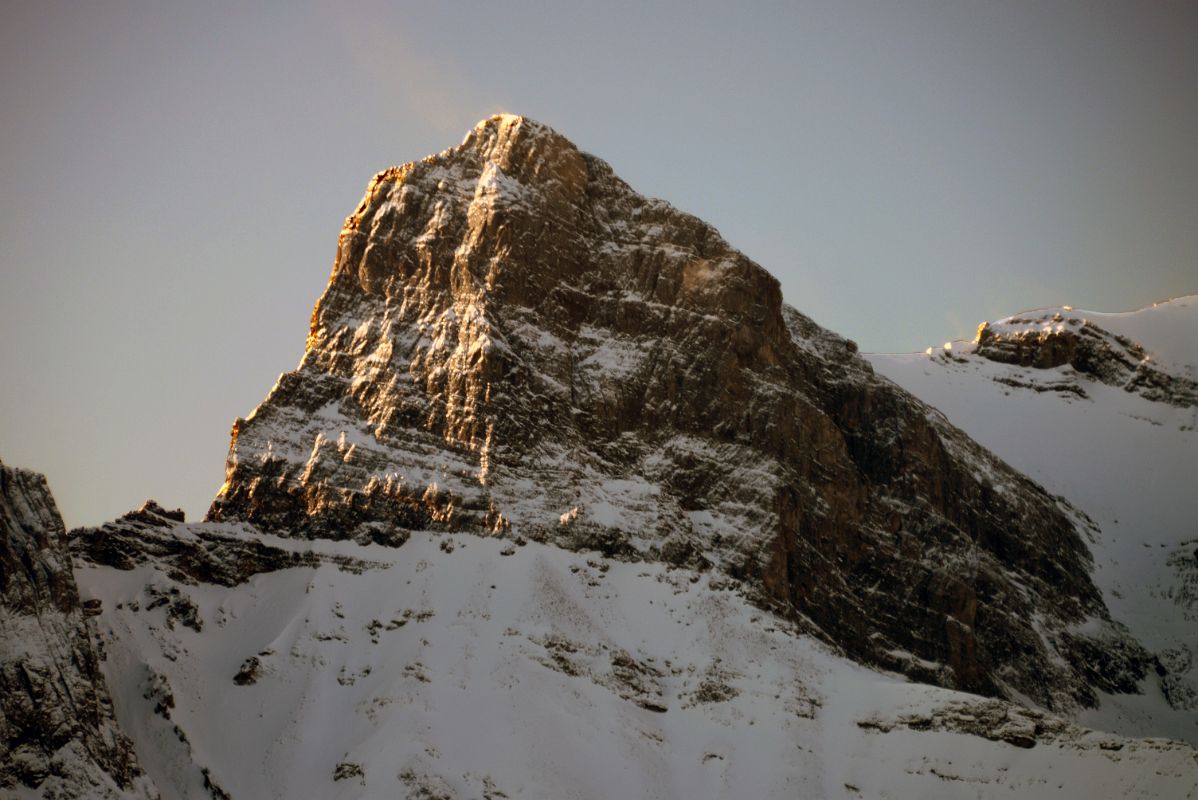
975 310 1198 407
0 461 157 798
207 114 1149 709
70 500 384 587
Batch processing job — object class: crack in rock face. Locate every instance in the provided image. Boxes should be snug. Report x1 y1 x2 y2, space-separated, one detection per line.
205 114 1148 710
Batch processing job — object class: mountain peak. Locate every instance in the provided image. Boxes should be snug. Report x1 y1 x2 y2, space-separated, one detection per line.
208 121 1148 710
468 111 551 137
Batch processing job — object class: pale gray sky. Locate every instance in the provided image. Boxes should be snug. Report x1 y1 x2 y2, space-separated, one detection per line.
2 1 1196 527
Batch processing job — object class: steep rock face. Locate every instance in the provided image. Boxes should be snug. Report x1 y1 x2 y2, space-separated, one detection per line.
208 115 1144 709
0 461 156 798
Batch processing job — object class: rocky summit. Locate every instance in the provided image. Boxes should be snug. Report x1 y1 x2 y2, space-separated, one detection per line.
206 114 1146 710
973 304 1198 407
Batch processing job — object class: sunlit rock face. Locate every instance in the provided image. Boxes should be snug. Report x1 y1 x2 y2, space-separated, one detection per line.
0 461 156 798
208 114 1148 709
974 309 1198 407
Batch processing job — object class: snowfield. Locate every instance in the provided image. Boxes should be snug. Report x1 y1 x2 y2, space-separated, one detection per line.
78 529 1196 800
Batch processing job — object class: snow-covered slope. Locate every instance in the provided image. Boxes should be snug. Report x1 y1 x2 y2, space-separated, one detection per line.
870 296 1198 745
76 527 1198 800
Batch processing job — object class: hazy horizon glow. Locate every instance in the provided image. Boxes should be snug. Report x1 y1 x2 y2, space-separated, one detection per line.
2 1 1196 527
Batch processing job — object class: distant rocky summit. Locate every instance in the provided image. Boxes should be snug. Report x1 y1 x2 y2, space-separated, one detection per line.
0 461 156 798
206 114 1148 710
974 303 1198 407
